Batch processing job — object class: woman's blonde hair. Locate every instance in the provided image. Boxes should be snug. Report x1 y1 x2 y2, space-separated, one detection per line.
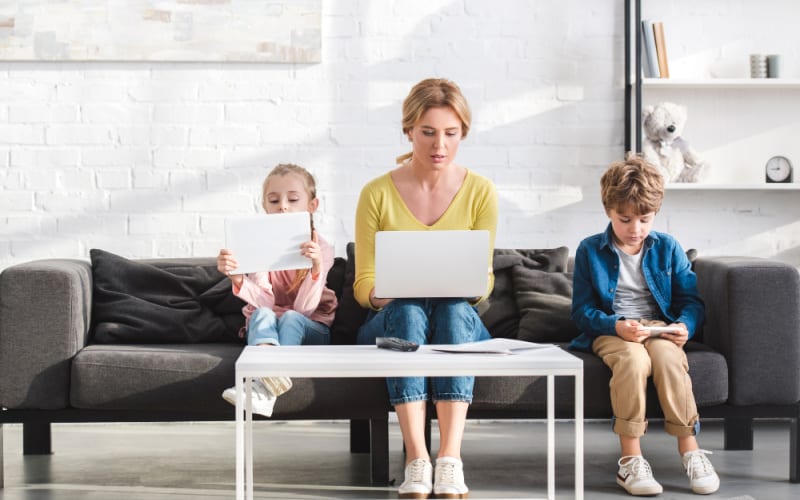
600 153 665 215
396 78 472 165
262 163 318 292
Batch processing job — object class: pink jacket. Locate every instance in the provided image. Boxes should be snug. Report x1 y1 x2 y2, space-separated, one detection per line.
231 235 338 338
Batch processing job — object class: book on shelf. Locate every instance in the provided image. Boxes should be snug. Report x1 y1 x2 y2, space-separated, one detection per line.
653 21 670 78
641 19 660 78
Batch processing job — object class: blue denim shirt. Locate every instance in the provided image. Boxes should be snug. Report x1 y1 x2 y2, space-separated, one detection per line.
568 224 704 352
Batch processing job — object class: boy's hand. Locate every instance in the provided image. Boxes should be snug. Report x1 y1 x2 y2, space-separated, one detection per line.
616 319 650 343
217 249 244 287
658 323 689 348
302 230 323 278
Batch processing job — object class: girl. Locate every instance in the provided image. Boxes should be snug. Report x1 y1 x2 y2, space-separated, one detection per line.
218 163 338 417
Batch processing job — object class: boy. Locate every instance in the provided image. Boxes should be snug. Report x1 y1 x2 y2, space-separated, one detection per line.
570 155 720 496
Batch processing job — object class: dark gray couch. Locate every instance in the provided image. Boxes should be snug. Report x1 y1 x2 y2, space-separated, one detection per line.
1 247 799 489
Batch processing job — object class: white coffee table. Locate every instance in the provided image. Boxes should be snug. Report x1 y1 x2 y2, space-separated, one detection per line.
235 344 584 500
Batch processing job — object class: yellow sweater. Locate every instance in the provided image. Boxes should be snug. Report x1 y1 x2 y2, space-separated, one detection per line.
354 170 498 309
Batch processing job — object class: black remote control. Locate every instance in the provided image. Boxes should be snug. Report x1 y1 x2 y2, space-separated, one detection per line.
376 336 419 352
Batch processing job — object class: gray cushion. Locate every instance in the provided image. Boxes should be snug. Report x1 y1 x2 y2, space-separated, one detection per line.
471 342 727 418
480 247 570 339
90 249 245 344
329 242 369 345
512 267 579 343
70 344 389 417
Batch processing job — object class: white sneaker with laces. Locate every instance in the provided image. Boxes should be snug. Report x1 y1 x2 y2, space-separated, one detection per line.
260 376 293 397
682 449 720 494
221 379 277 417
434 456 469 499
398 458 432 499
616 455 663 496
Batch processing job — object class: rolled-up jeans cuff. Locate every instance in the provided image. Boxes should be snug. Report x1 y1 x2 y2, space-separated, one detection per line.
665 419 700 437
613 416 648 438
248 335 279 346
432 393 472 404
390 394 428 406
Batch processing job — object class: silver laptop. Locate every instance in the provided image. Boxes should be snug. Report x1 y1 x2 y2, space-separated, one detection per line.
374 230 490 299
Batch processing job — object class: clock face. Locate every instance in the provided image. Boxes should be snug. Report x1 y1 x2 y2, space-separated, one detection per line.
766 155 793 182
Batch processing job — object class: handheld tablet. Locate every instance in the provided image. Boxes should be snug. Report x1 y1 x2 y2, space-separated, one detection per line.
225 212 312 274
641 326 679 337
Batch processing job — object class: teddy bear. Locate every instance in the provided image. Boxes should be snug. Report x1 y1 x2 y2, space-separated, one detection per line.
641 102 708 183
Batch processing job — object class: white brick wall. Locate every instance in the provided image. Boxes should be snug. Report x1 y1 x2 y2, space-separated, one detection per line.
1 0 799 269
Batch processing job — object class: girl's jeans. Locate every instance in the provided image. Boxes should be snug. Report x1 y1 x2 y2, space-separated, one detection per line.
357 298 490 405
247 308 330 346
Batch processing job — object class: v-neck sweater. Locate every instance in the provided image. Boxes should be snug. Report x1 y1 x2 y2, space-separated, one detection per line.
353 169 498 308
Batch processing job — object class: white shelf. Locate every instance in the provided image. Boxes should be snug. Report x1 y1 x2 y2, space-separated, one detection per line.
666 183 800 190
643 78 800 89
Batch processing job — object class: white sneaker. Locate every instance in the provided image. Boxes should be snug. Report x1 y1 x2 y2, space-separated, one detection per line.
616 455 663 496
434 456 468 499
221 379 277 417
682 449 720 494
260 376 293 397
398 458 432 499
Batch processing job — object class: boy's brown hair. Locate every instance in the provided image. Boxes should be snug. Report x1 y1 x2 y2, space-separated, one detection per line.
600 153 665 215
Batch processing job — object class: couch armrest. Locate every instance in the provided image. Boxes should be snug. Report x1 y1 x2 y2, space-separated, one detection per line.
694 256 800 406
0 259 92 409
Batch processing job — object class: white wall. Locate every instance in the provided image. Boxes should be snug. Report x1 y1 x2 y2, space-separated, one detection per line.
1 0 799 269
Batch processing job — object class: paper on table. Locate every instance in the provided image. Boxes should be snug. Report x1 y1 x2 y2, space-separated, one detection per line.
430 338 556 355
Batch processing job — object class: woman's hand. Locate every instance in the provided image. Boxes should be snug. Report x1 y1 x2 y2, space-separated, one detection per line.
369 287 393 309
217 249 244 287
301 230 323 278
659 323 689 348
615 319 649 343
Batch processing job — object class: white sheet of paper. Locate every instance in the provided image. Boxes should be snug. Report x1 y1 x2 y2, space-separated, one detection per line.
430 338 556 355
225 212 312 274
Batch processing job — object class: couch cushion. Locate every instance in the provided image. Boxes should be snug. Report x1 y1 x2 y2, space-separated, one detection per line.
481 247 570 340
70 343 389 417
329 242 369 345
90 249 245 344
512 267 580 343
470 342 727 418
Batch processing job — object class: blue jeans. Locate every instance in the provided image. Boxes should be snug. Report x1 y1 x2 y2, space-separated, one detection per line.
357 298 490 405
247 308 330 346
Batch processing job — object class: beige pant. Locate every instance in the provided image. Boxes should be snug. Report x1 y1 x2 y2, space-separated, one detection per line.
592 323 699 438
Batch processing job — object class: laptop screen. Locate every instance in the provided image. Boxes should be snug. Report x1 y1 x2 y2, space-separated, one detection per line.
374 230 490 299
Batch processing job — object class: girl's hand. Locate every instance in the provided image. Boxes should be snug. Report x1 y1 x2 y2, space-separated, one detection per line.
217 248 244 287
658 323 689 348
302 230 323 277
616 319 649 343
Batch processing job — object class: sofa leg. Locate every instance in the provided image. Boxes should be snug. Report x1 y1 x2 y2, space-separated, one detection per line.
791 417 799 483
350 419 370 453
23 421 52 455
724 417 754 450
370 417 389 485
425 417 432 453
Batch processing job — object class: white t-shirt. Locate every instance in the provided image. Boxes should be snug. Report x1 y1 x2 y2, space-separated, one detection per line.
611 243 661 320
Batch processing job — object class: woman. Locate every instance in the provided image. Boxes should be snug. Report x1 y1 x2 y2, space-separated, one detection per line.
354 78 498 499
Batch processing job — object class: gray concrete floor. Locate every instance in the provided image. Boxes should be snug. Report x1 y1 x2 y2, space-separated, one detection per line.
0 419 797 499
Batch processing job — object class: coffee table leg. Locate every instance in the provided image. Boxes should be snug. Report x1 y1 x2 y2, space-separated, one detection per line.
246 378 254 500
547 375 554 500
236 374 244 500
575 372 584 500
